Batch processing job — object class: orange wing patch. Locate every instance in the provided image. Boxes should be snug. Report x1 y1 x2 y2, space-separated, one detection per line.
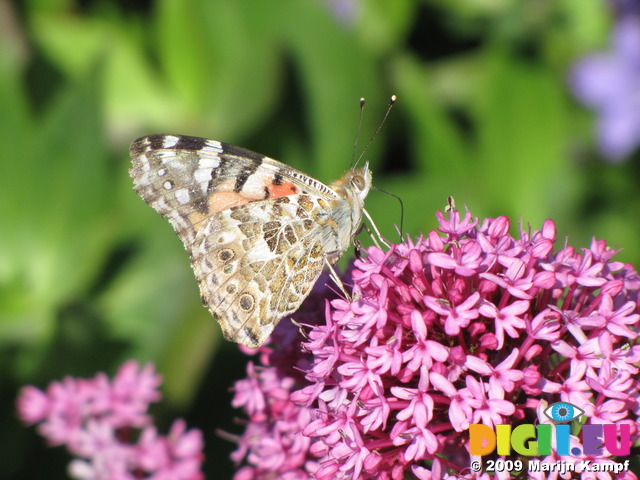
266 179 299 198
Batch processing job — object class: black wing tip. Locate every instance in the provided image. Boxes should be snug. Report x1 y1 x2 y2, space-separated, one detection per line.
129 136 152 158
130 135 270 163
218 142 266 163
129 134 211 157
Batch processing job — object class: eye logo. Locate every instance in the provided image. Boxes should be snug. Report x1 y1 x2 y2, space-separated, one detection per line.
543 402 584 423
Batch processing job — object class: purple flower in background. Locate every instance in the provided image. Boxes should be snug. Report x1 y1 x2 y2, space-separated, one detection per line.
230 205 640 479
320 0 358 26
570 17 640 161
17 360 204 480
611 0 640 16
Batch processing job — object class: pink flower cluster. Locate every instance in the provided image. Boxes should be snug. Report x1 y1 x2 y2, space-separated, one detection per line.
231 207 640 480
17 360 204 480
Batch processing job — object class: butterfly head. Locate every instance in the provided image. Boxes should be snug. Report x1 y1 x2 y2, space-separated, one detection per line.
346 161 372 205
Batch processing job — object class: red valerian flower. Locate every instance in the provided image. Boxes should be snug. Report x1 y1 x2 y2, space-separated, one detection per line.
17 361 204 480
231 206 640 480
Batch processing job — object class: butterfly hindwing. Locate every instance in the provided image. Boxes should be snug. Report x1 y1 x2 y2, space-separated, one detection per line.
190 197 327 347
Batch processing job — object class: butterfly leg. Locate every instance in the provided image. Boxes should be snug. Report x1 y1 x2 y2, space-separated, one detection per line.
353 239 363 260
325 260 352 301
289 317 312 343
362 208 390 249
359 223 382 250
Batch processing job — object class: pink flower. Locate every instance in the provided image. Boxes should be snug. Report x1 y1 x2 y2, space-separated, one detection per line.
597 294 639 339
17 385 51 424
137 420 204 480
477 300 528 348
465 349 524 397
423 292 481 335
230 363 315 479
17 360 203 480
464 375 516 428
230 207 640 480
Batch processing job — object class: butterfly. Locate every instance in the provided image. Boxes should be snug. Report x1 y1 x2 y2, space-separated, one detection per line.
129 134 371 348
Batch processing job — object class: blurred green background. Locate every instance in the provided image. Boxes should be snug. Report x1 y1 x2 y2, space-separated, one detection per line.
2 0 639 478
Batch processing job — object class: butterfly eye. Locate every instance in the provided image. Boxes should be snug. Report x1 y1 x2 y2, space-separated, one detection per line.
543 402 584 423
351 175 365 190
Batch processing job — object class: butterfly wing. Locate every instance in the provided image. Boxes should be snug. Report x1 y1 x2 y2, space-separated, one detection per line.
129 134 338 347
191 196 328 347
130 134 316 242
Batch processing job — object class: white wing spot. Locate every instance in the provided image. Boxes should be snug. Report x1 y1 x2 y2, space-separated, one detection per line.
195 158 219 193
154 197 170 211
201 142 224 156
158 151 186 167
138 154 151 173
157 168 168 177
162 135 180 148
163 180 173 190
168 212 190 232
199 157 220 169
175 188 190 205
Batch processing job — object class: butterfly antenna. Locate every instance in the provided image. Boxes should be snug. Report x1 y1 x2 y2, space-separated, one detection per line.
350 97 367 167
354 94 397 167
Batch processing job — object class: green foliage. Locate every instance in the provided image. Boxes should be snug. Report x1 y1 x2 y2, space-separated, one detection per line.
2 0 639 478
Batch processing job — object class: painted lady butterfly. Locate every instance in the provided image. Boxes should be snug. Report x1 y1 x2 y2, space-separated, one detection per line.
129 134 371 348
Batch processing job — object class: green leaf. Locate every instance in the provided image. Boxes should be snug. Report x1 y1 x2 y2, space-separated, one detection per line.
472 47 575 224
0 67 116 348
274 0 384 180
